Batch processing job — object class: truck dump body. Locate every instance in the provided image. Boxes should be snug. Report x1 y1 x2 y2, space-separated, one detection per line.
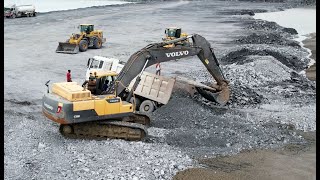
128 72 175 105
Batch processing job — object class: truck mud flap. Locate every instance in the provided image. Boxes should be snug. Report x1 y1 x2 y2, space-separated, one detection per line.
56 42 79 54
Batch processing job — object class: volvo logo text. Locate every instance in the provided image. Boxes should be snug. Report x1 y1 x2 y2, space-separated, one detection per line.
165 50 189 58
44 102 53 110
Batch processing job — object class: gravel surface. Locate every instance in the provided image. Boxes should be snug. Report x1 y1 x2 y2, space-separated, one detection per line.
4 0 316 179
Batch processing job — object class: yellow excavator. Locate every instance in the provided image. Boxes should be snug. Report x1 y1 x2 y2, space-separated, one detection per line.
56 24 106 54
42 34 230 141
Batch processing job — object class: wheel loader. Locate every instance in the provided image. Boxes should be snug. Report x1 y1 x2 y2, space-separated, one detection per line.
163 27 190 47
56 24 106 54
42 34 230 141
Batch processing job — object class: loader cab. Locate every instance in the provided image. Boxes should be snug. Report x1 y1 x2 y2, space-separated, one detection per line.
165 27 182 39
79 24 94 34
163 27 189 47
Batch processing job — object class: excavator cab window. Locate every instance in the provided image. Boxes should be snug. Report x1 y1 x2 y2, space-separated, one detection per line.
96 75 117 94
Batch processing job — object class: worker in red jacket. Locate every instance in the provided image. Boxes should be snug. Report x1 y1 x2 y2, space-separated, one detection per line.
67 70 72 82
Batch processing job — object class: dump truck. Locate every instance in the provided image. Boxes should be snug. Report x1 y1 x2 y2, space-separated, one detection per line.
85 56 176 113
56 24 106 54
4 4 36 18
42 34 230 141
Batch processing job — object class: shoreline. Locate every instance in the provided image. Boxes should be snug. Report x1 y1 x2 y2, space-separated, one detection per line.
3 1 134 13
303 33 316 81
252 7 316 81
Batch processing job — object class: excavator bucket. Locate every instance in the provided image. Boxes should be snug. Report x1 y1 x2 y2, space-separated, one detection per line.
196 86 230 106
175 77 230 105
56 42 79 54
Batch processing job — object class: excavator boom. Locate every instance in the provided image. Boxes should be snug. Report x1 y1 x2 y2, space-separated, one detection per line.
108 34 230 105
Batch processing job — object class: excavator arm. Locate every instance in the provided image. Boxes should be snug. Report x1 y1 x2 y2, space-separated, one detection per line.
107 34 230 105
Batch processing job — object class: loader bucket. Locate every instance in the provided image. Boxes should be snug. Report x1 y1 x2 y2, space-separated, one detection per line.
196 85 230 106
56 42 79 54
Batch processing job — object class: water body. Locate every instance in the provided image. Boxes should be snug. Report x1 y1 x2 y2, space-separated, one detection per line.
254 8 316 67
4 0 132 13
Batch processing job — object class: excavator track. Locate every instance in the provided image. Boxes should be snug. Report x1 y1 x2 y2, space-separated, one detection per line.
59 113 150 141
122 112 151 126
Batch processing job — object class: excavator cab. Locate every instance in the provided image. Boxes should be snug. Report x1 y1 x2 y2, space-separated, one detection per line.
84 71 118 95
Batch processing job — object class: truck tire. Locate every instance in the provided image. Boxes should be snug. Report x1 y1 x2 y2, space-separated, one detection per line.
139 100 155 114
130 97 142 110
11 14 16 18
79 40 88 52
93 38 102 49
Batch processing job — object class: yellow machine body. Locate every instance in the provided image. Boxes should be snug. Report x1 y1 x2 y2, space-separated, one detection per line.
42 79 133 125
56 24 106 54
163 27 189 47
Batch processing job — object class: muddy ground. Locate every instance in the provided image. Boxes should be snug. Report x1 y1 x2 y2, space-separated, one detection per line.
4 0 316 179
173 131 316 180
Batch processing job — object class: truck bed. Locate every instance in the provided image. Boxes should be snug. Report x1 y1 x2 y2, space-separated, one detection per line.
128 72 175 105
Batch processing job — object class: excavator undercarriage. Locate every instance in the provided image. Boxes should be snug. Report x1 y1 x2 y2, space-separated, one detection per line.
59 114 150 141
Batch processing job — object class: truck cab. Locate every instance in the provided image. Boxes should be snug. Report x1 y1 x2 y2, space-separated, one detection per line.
86 56 124 80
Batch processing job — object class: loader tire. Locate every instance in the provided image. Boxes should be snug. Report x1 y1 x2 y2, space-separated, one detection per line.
130 97 142 110
79 40 88 52
139 100 155 114
93 38 102 49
